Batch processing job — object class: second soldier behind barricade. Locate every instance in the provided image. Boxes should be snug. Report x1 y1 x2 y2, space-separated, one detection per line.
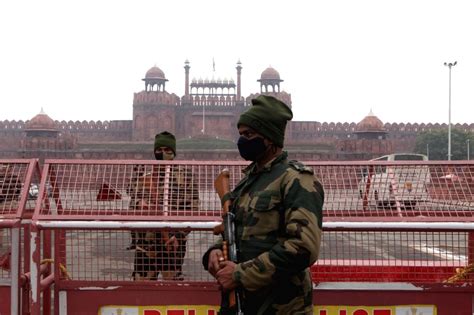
155 131 200 280
128 131 199 280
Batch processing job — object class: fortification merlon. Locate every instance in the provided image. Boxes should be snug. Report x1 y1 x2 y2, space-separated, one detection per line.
133 91 180 106
1 119 473 138
187 95 238 107
0 120 26 130
287 121 474 142
56 120 132 132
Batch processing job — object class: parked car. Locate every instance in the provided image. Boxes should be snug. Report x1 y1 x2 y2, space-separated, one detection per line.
358 153 430 209
28 184 40 199
28 183 53 200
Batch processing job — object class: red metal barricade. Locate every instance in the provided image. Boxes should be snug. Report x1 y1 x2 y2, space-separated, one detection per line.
30 160 238 314
27 159 474 315
311 160 474 315
0 159 40 315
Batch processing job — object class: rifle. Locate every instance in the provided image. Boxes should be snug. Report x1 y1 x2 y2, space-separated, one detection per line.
214 168 243 315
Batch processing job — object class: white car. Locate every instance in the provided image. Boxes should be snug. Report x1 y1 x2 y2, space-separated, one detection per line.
28 183 53 199
28 184 40 199
359 153 431 209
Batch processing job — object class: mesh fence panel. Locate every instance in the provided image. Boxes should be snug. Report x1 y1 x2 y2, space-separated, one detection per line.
60 229 219 282
313 162 474 219
0 161 38 217
36 160 474 220
313 230 472 283
33 160 474 284
0 228 11 282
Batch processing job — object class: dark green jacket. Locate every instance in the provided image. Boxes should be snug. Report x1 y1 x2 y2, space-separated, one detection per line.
204 152 324 315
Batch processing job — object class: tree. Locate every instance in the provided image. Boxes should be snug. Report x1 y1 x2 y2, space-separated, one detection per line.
414 128 474 160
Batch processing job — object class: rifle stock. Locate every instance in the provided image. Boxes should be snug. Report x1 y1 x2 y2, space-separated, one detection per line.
213 169 230 235
214 168 231 214
214 168 243 314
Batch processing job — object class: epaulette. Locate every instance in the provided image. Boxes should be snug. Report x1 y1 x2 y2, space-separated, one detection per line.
288 160 314 174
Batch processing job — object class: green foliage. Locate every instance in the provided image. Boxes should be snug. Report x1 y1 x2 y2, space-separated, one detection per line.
414 128 473 160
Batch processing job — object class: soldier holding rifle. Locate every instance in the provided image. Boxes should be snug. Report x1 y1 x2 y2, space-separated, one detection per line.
203 95 324 314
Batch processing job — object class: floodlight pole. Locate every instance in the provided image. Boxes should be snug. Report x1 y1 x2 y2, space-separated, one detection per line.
444 61 457 160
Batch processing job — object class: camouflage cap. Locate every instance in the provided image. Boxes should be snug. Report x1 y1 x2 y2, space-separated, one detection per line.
154 131 176 155
237 95 293 147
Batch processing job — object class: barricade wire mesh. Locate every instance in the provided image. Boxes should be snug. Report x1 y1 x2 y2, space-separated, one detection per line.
0 228 11 282
60 229 219 282
0 160 36 293
0 161 37 217
32 160 474 285
311 162 474 219
36 160 474 220
0 226 26 284
313 230 472 283
39 161 242 218
52 228 474 284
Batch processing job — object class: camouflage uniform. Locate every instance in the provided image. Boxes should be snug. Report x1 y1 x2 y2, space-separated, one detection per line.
204 152 324 314
164 164 199 279
128 164 199 280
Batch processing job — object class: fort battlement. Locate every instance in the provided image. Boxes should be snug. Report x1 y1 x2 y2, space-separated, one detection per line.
2 61 473 160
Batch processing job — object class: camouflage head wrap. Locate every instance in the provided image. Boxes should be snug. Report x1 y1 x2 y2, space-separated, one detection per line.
237 95 293 147
154 131 176 155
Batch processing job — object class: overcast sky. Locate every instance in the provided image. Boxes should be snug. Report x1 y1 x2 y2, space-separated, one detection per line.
1 0 473 125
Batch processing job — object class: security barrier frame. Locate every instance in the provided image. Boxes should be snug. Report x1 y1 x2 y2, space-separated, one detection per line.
0 159 41 315
7 158 474 314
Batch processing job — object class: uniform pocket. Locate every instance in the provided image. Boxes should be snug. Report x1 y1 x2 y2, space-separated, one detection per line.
250 190 281 212
244 190 282 238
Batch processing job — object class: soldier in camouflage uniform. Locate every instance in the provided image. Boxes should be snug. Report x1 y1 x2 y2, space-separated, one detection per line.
129 131 199 280
203 95 324 314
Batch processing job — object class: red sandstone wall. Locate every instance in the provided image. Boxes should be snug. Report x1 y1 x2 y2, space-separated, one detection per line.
1 118 473 161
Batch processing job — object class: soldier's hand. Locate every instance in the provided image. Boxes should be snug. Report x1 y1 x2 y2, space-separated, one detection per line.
208 249 224 278
216 261 237 291
165 235 178 252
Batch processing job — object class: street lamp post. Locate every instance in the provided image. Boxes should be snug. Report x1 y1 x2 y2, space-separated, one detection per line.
444 61 457 160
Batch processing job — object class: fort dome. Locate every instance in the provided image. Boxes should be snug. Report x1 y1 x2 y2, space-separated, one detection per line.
145 66 166 80
355 110 386 133
260 67 281 80
25 109 57 131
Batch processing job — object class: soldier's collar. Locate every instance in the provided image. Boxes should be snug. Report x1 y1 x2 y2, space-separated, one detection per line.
244 151 288 174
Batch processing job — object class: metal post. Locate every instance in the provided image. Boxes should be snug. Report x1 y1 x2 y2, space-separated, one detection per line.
11 227 20 315
30 223 41 315
468 139 470 160
448 65 452 160
444 61 457 160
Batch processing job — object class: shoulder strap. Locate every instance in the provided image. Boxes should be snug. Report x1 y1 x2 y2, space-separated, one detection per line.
288 160 314 175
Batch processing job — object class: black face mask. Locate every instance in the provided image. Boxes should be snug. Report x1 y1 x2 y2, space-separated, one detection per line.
237 136 267 161
154 151 175 160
